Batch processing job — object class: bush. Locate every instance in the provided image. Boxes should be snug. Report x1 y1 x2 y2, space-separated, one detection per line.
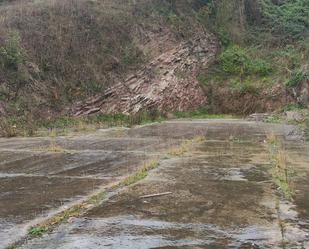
248 59 272 76
217 29 231 47
219 45 249 74
284 70 308 88
219 45 272 77
0 31 24 70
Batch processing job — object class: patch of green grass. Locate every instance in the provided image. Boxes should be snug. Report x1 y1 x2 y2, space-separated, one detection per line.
29 226 46 237
122 160 159 186
271 170 293 200
264 115 281 124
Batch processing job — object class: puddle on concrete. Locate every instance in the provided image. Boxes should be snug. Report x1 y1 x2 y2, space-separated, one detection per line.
22 216 283 249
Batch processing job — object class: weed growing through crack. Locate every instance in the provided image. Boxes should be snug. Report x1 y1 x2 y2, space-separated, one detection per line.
87 192 105 205
46 140 65 153
266 133 294 200
29 227 46 237
168 136 206 157
122 160 158 186
26 203 83 240
34 132 70 153
168 140 192 156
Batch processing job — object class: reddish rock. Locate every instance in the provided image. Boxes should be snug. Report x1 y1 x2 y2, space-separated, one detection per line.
73 33 217 116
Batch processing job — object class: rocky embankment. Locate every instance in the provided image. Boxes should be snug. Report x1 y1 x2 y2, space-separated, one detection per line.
73 33 217 116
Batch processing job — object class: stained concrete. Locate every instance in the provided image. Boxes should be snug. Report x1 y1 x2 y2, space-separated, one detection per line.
0 120 308 248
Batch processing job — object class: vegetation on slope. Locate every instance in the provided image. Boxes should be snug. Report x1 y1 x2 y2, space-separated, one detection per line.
0 0 308 136
197 0 309 114
0 0 209 116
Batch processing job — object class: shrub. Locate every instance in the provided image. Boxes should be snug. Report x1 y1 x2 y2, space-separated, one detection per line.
248 59 272 76
219 45 249 74
284 70 308 88
0 31 24 70
217 29 231 47
219 45 272 77
121 44 142 68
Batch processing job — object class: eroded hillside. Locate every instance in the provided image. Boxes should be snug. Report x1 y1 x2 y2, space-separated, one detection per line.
0 0 308 135
0 0 211 116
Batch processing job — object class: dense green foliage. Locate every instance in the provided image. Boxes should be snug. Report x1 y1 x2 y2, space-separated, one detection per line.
195 0 309 115
219 45 272 77
260 0 309 40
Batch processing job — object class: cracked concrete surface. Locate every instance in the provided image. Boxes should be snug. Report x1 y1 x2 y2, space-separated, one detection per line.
0 120 308 248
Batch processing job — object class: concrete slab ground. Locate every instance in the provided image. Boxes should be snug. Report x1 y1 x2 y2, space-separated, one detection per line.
0 120 308 248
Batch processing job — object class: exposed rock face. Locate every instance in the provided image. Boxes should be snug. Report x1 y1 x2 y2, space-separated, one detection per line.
73 33 217 116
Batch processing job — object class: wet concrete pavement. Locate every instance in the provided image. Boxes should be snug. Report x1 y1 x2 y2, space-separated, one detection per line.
0 126 180 248
1 120 308 248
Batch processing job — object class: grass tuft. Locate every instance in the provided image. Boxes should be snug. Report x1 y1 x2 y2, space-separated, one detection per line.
28 227 46 237
122 160 158 186
266 134 294 200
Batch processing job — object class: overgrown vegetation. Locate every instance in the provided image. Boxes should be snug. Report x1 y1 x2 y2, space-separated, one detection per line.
196 0 309 114
259 0 309 40
0 0 209 120
0 0 308 124
219 45 272 77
